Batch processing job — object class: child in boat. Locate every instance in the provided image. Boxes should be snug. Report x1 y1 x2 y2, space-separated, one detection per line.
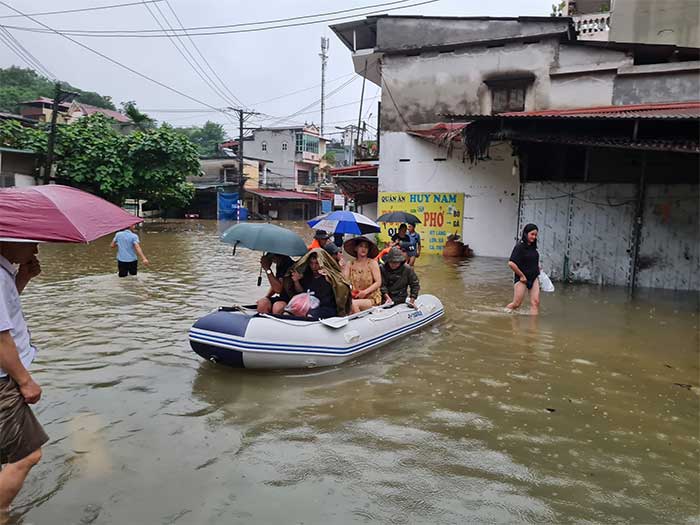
380 247 420 306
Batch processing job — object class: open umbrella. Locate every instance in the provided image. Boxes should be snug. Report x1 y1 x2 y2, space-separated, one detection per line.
0 185 142 243
220 222 307 257
307 210 380 235
376 211 422 225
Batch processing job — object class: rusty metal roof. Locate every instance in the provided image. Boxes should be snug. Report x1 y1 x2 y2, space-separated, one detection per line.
447 102 700 121
246 189 322 201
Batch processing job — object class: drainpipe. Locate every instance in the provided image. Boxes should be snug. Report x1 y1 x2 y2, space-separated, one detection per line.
629 150 648 291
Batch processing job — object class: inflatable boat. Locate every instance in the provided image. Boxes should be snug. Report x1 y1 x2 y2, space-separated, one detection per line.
189 294 444 369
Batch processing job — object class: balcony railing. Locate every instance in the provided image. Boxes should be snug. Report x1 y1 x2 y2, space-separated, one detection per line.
573 12 611 41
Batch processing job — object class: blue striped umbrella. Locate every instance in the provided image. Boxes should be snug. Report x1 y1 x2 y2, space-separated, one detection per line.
307 211 380 235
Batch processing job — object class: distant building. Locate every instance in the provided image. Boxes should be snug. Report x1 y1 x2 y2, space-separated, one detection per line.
19 97 132 130
229 124 328 192
0 147 39 187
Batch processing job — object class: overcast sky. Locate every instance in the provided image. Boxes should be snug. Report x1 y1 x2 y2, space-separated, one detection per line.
0 0 552 138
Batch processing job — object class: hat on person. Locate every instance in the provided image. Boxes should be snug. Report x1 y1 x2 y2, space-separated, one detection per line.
385 246 407 264
343 236 379 259
314 230 330 240
323 242 340 256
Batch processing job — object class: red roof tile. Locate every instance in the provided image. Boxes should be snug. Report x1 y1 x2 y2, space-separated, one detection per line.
73 103 131 123
330 164 377 175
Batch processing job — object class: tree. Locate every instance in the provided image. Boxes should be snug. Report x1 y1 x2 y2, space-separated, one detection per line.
121 101 156 131
173 120 227 155
0 114 200 209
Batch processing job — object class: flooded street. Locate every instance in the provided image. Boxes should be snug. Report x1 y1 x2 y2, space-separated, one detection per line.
10 220 699 524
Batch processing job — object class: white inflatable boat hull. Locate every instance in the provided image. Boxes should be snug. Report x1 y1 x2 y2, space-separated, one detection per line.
189 294 444 369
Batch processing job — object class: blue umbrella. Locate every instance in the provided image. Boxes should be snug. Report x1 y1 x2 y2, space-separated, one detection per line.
307 211 380 235
221 223 308 256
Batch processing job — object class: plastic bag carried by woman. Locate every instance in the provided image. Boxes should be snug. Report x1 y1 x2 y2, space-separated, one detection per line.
538 271 555 293
284 291 320 317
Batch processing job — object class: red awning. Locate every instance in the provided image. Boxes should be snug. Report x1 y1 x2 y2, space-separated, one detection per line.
246 189 322 201
498 101 700 119
330 164 377 176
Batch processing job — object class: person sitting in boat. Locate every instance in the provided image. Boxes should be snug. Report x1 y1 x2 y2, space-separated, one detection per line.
256 253 294 315
343 236 383 313
307 230 330 251
381 247 421 307
323 241 344 270
286 249 352 320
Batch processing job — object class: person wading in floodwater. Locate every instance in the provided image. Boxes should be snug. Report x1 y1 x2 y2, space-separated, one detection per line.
111 224 149 277
506 223 541 315
0 241 48 515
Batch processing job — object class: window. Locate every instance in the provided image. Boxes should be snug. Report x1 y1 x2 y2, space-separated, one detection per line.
295 133 320 154
485 77 532 114
261 141 267 152
223 167 240 184
282 142 288 151
297 170 310 186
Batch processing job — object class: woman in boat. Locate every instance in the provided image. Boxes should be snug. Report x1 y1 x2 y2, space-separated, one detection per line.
343 236 383 314
286 249 352 320
506 223 541 315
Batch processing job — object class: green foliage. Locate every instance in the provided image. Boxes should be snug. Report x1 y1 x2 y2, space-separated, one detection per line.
322 151 336 164
174 120 227 155
551 1 566 16
0 66 114 114
121 101 156 131
0 114 200 209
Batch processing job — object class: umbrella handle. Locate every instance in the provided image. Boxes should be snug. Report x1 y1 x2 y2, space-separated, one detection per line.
232 241 239 256
257 266 263 287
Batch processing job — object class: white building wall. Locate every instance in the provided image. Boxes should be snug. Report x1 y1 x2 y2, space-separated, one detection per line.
248 129 297 190
379 132 519 257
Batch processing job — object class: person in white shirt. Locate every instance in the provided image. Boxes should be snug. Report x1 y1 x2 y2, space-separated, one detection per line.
0 241 47 514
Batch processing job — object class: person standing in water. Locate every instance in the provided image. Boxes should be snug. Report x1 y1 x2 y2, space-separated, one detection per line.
111 224 149 277
506 223 541 315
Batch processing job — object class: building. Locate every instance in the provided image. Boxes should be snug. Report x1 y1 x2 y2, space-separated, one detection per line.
19 97 132 130
186 153 272 219
0 147 40 187
331 163 379 218
331 14 699 290
19 97 72 124
236 125 328 191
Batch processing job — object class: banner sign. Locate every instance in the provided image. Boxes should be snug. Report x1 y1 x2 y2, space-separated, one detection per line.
378 192 464 254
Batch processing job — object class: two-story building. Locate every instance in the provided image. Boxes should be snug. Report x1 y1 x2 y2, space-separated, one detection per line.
240 124 328 191
331 12 699 291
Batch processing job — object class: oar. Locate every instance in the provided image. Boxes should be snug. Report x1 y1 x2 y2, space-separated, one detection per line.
319 316 349 329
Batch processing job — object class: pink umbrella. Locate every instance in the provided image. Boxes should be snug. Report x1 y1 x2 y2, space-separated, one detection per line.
0 185 142 243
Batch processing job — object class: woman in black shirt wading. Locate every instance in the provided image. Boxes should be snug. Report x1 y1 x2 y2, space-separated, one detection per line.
506 223 541 315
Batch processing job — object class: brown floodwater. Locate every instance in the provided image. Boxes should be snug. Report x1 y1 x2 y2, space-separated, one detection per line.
6 220 699 524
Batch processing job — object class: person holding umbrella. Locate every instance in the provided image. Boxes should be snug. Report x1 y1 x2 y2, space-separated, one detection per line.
256 253 294 315
0 184 142 513
307 230 330 251
0 241 47 514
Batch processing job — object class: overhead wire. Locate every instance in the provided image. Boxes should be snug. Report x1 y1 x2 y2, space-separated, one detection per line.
0 0 440 38
0 0 165 19
250 72 356 106
0 26 55 78
163 0 245 108
0 1 231 115
140 0 238 116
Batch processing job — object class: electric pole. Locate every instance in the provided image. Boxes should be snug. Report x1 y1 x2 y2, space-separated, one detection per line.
319 37 329 136
44 82 77 184
229 108 260 209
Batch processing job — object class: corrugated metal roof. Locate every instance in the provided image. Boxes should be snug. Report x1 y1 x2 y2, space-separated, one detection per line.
499 102 700 119
329 164 377 176
246 189 322 201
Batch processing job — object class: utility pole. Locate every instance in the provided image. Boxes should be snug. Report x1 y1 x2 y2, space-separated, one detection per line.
44 82 77 184
229 107 260 219
355 60 368 162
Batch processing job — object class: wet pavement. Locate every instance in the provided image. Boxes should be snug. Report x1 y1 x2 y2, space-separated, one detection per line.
6 220 699 524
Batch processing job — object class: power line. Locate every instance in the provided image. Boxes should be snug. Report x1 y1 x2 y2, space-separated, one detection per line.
0 0 165 19
0 26 55 78
140 1 238 114
250 72 355 106
0 0 440 38
163 0 245 108
0 1 229 114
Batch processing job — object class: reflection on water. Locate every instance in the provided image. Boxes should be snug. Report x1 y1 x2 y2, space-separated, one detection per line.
7 220 699 524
